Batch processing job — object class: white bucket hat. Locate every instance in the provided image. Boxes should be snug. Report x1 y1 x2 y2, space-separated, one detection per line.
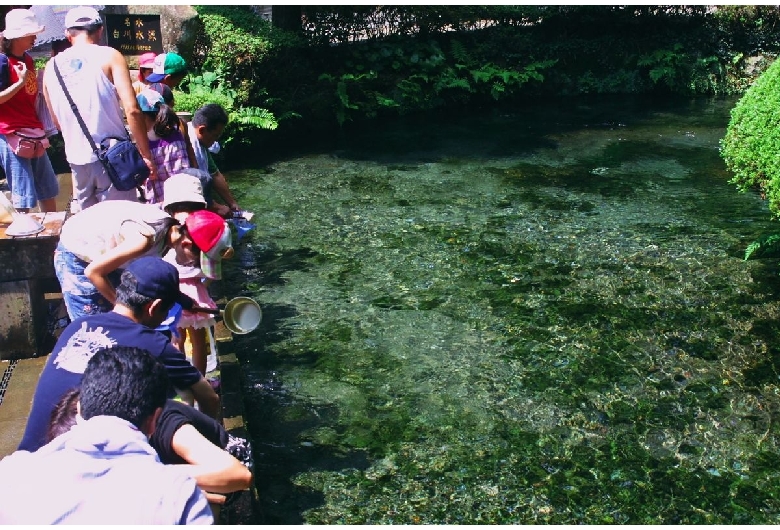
3 9 44 40
162 172 208 211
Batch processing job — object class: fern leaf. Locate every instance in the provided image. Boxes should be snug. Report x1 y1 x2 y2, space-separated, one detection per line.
230 107 278 130
744 232 780 260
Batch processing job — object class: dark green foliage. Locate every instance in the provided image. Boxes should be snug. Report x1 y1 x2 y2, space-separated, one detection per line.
637 44 722 94
173 71 287 151
744 233 780 261
721 58 780 218
317 36 556 125
191 5 304 106
181 5 780 167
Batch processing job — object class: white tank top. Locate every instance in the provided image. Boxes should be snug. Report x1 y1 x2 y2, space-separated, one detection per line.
43 44 127 165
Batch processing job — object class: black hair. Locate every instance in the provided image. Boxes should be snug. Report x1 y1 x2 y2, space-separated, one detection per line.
116 269 176 317
192 103 228 130
115 270 156 315
142 215 180 256
66 25 102 39
51 39 71 55
46 387 80 443
79 346 169 429
146 103 180 139
164 201 204 216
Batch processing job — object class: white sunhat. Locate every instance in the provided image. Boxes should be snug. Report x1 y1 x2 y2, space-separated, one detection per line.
3 9 45 40
162 172 208 211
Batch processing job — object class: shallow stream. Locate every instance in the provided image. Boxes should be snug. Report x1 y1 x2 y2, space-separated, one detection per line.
223 96 780 524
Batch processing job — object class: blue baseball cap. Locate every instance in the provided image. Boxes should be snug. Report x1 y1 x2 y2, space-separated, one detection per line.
137 88 164 113
146 82 174 105
125 256 194 310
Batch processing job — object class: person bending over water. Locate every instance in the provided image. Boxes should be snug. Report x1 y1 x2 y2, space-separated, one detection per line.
54 199 229 320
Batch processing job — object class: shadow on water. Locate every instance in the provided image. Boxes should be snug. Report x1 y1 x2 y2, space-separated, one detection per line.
405 98 716 161
233 303 373 524
256 95 726 168
237 334 371 524
223 245 372 523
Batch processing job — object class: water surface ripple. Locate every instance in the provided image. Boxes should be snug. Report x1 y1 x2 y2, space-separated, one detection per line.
225 97 780 524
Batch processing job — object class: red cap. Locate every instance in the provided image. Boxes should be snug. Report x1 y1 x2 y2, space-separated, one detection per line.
183 210 232 280
184 210 225 253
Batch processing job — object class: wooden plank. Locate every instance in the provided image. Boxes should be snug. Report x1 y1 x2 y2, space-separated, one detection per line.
36 211 66 238
0 211 65 240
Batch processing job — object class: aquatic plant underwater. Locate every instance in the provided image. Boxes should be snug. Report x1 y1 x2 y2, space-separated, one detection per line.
224 96 780 524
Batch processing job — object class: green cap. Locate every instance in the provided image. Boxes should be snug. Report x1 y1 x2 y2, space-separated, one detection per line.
146 52 187 83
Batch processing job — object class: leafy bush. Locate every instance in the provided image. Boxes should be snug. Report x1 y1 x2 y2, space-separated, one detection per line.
721 58 780 217
317 36 555 125
173 71 282 150
192 5 303 106
637 44 723 95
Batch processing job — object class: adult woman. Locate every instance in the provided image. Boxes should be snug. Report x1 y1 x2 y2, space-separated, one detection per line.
54 199 231 320
0 9 59 213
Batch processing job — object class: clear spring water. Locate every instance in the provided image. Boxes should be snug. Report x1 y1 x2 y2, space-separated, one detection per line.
222 96 780 524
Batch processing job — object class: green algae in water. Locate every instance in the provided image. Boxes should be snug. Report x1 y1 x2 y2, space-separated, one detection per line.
226 97 780 524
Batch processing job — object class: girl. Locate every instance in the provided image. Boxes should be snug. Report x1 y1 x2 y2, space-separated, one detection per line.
136 88 191 205
0 9 59 213
132 51 156 95
162 171 233 376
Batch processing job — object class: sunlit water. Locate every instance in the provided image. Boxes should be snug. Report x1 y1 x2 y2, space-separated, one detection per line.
221 96 780 524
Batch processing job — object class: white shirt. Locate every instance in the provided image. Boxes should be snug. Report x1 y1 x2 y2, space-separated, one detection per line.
0 415 213 525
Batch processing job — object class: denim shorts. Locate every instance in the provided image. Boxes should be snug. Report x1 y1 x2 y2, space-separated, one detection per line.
0 133 59 209
54 242 123 320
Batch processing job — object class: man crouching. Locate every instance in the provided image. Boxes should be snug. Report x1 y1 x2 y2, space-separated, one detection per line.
0 346 213 524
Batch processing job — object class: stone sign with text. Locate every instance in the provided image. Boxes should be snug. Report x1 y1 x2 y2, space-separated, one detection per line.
105 14 163 55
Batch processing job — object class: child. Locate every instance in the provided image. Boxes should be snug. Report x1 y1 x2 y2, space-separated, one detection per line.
132 51 156 95
136 88 191 205
162 170 233 376
145 82 198 176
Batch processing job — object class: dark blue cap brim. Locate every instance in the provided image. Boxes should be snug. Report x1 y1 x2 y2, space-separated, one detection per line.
145 73 166 83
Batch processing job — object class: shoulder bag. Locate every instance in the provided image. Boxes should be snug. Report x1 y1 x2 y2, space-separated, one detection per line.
52 58 150 194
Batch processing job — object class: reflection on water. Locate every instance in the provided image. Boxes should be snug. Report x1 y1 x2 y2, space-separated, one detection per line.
223 96 780 524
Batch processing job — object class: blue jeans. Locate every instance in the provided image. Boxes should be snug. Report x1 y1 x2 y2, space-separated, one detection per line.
0 133 59 209
54 242 123 320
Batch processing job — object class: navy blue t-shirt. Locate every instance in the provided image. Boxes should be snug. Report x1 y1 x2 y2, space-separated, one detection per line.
18 311 202 452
